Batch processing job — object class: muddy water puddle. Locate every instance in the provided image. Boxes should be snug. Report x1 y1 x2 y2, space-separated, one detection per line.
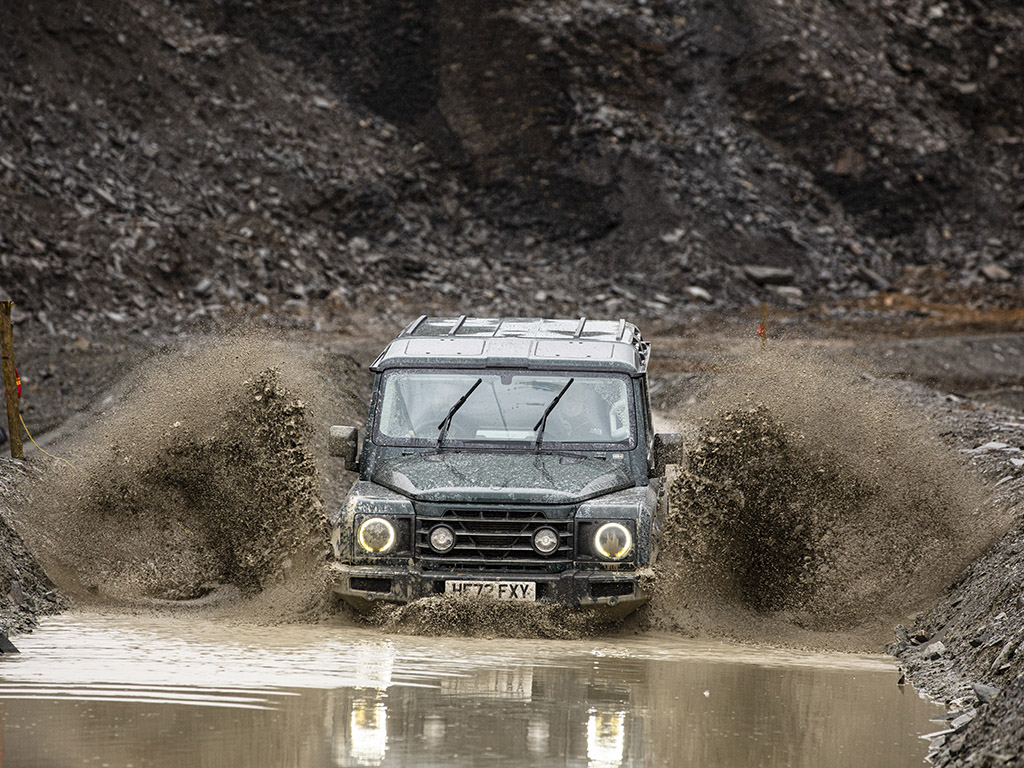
0 612 939 767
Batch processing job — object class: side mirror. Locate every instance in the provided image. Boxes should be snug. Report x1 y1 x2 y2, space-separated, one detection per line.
329 425 359 472
651 433 686 477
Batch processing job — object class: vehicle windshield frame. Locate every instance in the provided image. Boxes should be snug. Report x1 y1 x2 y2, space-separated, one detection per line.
371 368 638 451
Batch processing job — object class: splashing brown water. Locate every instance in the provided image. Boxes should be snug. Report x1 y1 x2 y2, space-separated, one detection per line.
11 338 1007 643
370 596 594 639
15 335 363 621
649 349 1005 641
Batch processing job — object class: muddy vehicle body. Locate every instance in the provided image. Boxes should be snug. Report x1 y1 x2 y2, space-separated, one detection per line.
328 316 682 617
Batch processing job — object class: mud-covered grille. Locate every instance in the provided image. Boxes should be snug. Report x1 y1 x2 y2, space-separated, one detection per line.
415 507 574 572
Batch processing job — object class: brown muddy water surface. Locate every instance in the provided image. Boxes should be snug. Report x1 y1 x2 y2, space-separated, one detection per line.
0 612 940 767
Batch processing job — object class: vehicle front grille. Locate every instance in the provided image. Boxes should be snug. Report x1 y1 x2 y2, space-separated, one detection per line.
415 506 574 572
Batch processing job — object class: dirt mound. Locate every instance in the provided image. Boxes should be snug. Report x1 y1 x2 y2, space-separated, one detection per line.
371 596 593 640
13 336 362 620
651 351 1006 638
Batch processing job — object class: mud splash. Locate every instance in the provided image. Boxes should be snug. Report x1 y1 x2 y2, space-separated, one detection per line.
650 349 1005 640
370 596 593 639
11 337 1007 643
14 336 363 621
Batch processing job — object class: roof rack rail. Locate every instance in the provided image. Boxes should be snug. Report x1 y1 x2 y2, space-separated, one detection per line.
404 315 428 336
448 314 468 336
616 318 626 340
573 317 586 339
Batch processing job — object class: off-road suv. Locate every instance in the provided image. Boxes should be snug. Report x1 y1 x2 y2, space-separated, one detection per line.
328 316 683 617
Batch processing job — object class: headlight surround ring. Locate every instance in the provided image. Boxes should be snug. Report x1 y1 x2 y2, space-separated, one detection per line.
593 522 633 561
357 517 397 554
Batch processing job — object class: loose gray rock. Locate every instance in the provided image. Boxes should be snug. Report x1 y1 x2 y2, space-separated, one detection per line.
853 265 890 291
924 640 946 660
742 265 796 285
769 285 804 301
683 286 713 303
972 682 1000 704
980 264 1012 282
0 633 18 654
950 710 976 730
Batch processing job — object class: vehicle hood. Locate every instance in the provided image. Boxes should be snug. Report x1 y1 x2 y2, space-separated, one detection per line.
370 452 634 504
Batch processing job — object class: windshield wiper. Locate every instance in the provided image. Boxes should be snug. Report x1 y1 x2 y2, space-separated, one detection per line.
436 378 483 449
533 378 574 452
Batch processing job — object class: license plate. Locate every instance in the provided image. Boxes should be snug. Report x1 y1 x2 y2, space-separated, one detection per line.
445 580 536 601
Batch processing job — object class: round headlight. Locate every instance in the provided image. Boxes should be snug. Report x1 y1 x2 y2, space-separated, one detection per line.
594 522 632 560
429 525 456 554
533 527 560 555
357 518 396 554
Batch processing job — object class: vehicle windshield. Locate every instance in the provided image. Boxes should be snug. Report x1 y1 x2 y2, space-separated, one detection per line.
375 369 635 448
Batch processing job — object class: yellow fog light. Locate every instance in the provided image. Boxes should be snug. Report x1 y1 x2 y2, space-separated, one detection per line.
594 522 632 560
357 518 396 554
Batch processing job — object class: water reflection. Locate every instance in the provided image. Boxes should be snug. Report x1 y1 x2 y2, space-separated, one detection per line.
528 718 550 755
0 613 940 768
348 696 388 767
336 642 394 766
324 666 646 768
587 710 627 768
440 665 533 699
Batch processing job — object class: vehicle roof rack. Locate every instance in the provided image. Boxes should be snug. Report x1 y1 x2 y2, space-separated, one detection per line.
381 316 650 375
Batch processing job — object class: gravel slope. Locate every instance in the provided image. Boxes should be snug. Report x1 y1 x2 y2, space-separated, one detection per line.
2 0 1022 338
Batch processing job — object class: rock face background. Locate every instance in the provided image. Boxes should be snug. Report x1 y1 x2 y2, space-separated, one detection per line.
2 0 1022 333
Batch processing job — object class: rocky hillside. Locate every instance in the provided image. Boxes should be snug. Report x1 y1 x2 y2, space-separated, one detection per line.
2 0 1022 335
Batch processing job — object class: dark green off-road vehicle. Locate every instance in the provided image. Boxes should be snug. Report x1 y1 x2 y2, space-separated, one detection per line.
328 317 683 617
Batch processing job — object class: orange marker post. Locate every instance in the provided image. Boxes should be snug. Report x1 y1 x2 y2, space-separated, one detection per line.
758 302 768 351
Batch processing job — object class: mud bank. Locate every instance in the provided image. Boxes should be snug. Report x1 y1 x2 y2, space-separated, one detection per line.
0 458 66 636
887 403 1024 766
894 521 1024 767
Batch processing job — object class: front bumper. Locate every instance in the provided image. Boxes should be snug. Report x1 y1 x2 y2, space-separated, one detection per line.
330 562 649 618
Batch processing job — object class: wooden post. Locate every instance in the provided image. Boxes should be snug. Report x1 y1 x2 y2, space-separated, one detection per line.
758 302 768 351
1 302 23 459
